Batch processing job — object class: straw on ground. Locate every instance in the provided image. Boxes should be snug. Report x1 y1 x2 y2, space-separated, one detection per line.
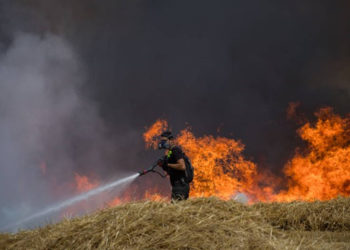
1 197 350 249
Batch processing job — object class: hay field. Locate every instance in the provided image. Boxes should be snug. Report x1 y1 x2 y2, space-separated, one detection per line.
1 197 350 249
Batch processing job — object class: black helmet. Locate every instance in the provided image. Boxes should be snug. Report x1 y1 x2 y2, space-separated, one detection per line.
160 131 174 140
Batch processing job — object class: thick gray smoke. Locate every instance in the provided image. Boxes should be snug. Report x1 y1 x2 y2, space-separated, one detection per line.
1 0 350 229
0 33 134 229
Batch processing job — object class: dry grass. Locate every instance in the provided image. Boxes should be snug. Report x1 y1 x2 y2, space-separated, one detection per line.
253 197 350 231
1 197 350 249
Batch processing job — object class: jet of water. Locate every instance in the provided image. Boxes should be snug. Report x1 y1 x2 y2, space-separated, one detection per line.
4 173 139 231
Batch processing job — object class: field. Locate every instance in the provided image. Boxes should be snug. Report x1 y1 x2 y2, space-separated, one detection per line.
1 197 350 249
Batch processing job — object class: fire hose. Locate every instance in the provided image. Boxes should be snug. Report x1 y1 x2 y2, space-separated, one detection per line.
138 161 167 178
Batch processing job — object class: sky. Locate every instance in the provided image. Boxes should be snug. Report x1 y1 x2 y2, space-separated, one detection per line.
0 0 349 228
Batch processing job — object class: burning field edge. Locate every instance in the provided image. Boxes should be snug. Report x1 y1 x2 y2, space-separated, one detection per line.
1 197 350 249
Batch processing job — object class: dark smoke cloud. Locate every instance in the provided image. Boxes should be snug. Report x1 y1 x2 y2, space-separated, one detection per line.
0 33 138 229
1 0 350 227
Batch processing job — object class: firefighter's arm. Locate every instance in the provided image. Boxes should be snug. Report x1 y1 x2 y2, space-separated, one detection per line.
167 158 186 171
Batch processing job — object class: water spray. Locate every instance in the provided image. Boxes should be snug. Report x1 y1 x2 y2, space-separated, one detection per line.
4 173 139 231
3 161 167 231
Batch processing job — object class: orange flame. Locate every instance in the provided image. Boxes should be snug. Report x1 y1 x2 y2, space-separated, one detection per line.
286 101 300 120
144 191 166 201
142 107 350 202
275 107 350 201
74 173 99 192
143 119 168 149
64 106 350 211
109 197 124 206
177 129 259 199
144 122 260 200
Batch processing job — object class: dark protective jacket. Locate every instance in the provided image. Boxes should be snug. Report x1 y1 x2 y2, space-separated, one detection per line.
163 146 186 186
162 146 189 200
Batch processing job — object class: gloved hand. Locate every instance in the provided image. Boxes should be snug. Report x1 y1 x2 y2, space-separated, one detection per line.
157 156 168 169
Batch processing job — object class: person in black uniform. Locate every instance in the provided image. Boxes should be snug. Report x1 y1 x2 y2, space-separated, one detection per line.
157 131 190 201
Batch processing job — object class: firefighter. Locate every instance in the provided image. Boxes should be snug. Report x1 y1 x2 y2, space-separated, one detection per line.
157 131 190 201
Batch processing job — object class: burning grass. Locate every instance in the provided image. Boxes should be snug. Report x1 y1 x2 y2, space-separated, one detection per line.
1 197 350 249
143 108 350 203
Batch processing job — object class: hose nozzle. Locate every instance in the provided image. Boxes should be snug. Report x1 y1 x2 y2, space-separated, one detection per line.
138 166 155 176
138 162 167 178
138 170 148 176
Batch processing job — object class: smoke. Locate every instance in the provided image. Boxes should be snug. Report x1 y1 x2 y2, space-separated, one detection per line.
233 193 249 204
1 0 350 228
0 33 133 228
2 1 349 163
5 173 139 231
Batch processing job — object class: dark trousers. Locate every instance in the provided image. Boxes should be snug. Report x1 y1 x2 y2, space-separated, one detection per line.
171 181 190 201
